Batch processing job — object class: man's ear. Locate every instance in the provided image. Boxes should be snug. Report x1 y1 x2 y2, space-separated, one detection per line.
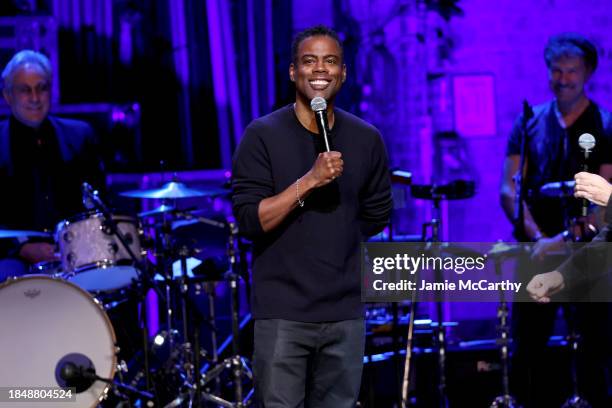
289 63 295 82
342 64 347 83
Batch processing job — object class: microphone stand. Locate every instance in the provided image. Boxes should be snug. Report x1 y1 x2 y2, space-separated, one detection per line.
513 101 534 241
62 362 155 404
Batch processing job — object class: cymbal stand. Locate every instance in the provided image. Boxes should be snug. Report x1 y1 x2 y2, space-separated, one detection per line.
401 254 420 408
203 280 221 394
86 184 166 394
200 221 254 407
158 205 176 352
489 256 519 408
402 194 448 408
562 307 590 408
423 195 449 408
162 244 210 408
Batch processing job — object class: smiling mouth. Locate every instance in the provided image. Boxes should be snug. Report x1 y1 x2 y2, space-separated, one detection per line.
309 79 331 90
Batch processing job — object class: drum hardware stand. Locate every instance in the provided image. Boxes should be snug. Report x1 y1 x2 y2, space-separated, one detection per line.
403 179 475 406
423 210 448 408
163 215 239 408
402 191 449 408
488 254 520 408
203 280 221 395
424 195 448 408
109 379 156 405
199 221 254 408
83 182 166 395
401 250 420 408
161 244 215 408
401 180 466 408
561 308 591 408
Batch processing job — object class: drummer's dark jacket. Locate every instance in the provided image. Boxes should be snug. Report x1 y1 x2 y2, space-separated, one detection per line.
0 115 104 259
558 195 612 300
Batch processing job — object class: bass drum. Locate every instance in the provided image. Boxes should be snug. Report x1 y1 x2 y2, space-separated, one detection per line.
0 275 117 407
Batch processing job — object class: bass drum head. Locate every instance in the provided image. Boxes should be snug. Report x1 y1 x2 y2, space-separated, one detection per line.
0 276 117 407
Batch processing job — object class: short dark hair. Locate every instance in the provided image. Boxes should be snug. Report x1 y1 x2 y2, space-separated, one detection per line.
544 33 598 72
291 25 343 64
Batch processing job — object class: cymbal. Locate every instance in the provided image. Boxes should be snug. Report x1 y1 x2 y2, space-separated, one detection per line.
120 181 228 199
487 242 528 259
0 230 50 239
138 204 176 217
391 169 412 185
539 180 575 198
411 180 475 200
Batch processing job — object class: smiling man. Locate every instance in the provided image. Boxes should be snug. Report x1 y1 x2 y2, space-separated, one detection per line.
0 50 103 280
232 26 392 407
500 34 612 407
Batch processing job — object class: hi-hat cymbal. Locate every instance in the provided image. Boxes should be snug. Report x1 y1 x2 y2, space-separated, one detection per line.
0 230 50 239
539 180 575 198
411 180 475 201
138 204 176 217
120 181 228 199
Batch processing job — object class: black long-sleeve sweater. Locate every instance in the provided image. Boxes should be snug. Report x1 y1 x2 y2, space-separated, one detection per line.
232 105 392 321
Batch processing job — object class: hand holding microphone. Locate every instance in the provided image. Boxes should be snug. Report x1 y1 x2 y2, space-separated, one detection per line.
304 96 342 188
305 151 343 188
574 171 612 207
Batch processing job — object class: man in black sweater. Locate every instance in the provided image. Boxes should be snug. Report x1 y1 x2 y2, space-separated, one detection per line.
232 26 392 407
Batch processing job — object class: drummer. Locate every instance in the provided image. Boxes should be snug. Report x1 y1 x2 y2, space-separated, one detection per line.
0 50 104 281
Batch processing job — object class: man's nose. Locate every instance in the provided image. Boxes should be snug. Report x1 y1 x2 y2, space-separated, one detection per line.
558 72 571 85
30 89 42 102
314 60 327 72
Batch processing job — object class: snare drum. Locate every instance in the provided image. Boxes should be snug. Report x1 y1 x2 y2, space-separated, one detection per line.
0 275 117 407
57 212 142 292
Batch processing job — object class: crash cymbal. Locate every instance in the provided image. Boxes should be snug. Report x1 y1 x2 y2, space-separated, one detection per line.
121 181 228 199
539 180 575 198
138 204 176 217
0 230 50 239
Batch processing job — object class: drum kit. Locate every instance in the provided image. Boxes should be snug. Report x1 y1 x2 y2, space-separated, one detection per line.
0 178 253 407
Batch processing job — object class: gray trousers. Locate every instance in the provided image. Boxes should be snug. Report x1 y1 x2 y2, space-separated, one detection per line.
253 318 365 408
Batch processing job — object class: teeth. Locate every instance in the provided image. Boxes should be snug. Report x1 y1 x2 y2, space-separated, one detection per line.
310 80 329 85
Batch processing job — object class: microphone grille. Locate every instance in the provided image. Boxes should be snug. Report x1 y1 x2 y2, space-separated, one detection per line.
578 133 596 150
310 97 327 112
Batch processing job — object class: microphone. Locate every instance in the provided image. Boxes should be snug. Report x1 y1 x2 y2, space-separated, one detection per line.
578 133 596 216
310 96 331 152
56 354 97 393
